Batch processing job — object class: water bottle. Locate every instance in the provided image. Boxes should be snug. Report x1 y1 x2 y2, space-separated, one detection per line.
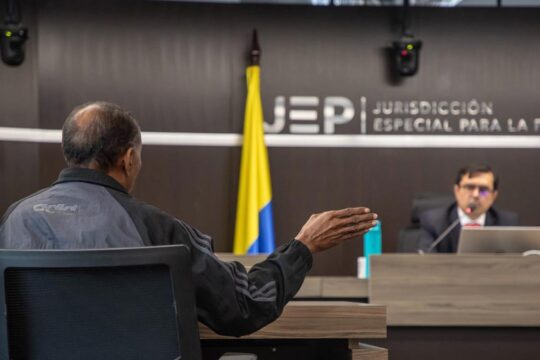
363 220 382 278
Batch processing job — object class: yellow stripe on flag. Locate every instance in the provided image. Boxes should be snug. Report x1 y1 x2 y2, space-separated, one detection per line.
233 65 273 255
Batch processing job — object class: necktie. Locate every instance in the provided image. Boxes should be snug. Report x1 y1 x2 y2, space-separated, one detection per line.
464 223 481 227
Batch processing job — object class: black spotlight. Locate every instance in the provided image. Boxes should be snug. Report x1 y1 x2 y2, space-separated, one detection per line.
1 0 28 66
393 35 422 77
1 23 28 66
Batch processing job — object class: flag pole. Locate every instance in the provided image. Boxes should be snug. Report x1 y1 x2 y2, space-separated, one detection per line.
250 29 260 66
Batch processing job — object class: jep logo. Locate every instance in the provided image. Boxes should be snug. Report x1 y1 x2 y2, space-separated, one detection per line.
266 96 357 134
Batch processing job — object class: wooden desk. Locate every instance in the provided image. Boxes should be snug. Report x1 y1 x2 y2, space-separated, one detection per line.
367 254 540 360
200 301 387 359
214 253 540 359
296 276 368 299
370 254 540 326
215 253 368 299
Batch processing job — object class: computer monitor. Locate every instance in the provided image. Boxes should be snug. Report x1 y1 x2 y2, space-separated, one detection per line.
457 226 540 253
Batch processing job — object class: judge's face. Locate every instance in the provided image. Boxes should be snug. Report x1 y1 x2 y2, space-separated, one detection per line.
453 172 498 220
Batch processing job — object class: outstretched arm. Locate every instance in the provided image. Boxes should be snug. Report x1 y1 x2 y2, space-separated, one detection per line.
178 206 377 337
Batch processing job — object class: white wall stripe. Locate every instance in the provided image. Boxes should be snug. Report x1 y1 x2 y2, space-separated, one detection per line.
142 131 242 146
1 126 540 148
0 127 62 143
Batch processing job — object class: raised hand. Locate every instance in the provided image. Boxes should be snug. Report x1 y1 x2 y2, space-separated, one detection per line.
295 207 378 253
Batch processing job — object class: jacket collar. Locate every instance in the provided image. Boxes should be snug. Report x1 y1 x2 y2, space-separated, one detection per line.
53 168 129 194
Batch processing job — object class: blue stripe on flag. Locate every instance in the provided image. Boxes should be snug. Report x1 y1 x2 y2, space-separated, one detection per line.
247 202 276 254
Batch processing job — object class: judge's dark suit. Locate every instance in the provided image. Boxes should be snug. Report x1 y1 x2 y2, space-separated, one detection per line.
418 203 519 253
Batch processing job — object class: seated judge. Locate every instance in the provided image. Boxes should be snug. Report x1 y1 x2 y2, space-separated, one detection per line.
0 101 378 336
417 164 518 253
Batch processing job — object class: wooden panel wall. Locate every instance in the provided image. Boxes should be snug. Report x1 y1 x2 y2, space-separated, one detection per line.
1 0 540 275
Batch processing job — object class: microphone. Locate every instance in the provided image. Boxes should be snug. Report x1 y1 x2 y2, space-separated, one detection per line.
465 202 477 215
418 203 477 254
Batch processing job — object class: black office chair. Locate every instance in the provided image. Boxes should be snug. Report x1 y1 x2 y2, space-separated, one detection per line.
397 193 454 252
0 245 202 360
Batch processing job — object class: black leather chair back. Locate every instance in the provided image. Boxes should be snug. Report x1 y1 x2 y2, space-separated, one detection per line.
0 245 201 360
397 193 454 252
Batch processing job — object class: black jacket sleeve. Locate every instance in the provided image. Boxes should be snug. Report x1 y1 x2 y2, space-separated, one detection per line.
174 220 313 337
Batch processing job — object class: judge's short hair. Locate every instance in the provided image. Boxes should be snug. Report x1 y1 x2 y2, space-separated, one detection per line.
455 164 499 191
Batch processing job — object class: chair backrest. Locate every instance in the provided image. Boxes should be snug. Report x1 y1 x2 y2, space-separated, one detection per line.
396 228 423 253
409 192 454 226
397 193 454 252
0 245 201 360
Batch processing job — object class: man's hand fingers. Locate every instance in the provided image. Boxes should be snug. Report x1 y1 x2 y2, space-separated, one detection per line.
296 206 377 254
332 207 371 218
339 220 378 238
336 212 377 227
331 227 372 245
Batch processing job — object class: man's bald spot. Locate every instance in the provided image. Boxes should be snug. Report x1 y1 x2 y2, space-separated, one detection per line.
72 104 103 128
65 104 107 151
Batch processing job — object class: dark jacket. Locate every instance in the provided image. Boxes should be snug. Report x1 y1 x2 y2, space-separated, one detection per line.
0 168 313 337
418 202 519 253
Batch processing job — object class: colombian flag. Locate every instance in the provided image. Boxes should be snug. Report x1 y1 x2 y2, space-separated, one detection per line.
233 65 275 255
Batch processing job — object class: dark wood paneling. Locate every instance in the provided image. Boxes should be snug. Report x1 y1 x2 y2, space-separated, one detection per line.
37 0 245 133
1 1 540 276
0 142 40 212
0 0 38 128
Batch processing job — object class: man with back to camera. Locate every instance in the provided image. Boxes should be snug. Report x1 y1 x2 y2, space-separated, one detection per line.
417 164 518 253
0 101 378 337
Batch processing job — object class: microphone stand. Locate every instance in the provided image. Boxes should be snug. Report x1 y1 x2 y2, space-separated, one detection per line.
418 218 460 254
